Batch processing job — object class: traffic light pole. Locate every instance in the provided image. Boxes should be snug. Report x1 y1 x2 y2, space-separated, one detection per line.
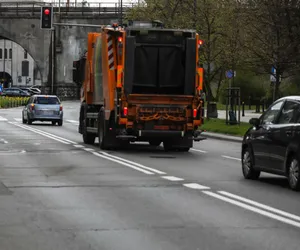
51 27 55 95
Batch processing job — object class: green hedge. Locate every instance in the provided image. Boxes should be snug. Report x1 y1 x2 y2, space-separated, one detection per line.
0 96 30 108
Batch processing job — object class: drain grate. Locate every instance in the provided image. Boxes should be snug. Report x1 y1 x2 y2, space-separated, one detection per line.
150 155 176 159
0 181 12 195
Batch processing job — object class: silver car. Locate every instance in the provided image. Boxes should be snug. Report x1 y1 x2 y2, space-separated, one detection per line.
22 95 63 126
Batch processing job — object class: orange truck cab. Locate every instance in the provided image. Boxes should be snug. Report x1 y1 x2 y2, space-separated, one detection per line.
76 20 206 151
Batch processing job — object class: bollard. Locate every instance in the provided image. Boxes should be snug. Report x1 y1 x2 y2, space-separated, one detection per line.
242 102 245 116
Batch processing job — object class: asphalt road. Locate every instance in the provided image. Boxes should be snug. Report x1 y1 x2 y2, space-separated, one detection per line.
0 101 300 250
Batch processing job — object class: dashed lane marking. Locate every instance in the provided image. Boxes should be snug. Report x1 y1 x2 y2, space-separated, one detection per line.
0 116 8 121
0 139 8 144
66 120 79 125
191 148 207 153
183 183 210 190
83 148 95 152
14 118 22 122
222 155 241 161
73 144 85 148
161 176 184 181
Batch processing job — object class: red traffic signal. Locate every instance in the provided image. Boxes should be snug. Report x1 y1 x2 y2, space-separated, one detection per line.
40 6 53 29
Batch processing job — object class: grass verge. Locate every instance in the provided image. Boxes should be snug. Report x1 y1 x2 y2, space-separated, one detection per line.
216 102 256 111
0 96 30 108
200 118 251 137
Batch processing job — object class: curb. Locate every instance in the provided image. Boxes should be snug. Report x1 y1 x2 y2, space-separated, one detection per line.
202 132 243 143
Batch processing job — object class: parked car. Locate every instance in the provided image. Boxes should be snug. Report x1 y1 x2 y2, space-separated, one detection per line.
1 87 31 97
19 87 41 95
22 95 63 126
241 96 300 191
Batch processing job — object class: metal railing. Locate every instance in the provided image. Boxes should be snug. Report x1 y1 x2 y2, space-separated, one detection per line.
0 1 139 17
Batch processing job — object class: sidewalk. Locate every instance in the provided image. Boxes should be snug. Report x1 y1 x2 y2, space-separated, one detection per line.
208 109 262 123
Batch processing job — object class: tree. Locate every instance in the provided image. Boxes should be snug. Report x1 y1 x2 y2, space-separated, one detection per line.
242 0 300 99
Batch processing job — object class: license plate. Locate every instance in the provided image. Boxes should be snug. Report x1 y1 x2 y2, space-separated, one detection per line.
43 110 53 115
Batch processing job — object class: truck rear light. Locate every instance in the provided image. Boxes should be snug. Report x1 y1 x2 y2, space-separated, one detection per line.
193 108 197 118
123 107 128 116
60 105 63 111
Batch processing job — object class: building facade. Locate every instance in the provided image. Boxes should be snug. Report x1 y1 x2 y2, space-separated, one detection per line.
0 39 41 88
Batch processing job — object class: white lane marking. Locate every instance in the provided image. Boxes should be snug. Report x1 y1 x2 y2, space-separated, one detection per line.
191 148 207 153
161 176 184 181
92 152 155 175
14 118 22 122
66 120 79 124
0 138 8 144
0 150 26 155
10 122 76 144
203 191 300 229
0 116 8 121
183 183 210 190
100 151 166 175
83 148 95 152
10 123 70 145
219 191 300 222
73 144 85 148
222 155 241 161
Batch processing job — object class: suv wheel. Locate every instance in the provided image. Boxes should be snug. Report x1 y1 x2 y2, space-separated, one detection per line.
242 147 260 180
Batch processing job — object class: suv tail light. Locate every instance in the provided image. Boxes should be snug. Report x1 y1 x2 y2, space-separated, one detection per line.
60 105 63 111
30 104 35 111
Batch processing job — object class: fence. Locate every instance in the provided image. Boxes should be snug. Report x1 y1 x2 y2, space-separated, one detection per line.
41 84 80 101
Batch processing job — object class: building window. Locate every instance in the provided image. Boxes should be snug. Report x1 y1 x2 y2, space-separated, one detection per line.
4 49 7 59
9 49 12 59
0 49 2 59
24 50 28 59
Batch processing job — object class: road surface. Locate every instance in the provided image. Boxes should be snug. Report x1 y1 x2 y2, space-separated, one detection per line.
0 101 299 250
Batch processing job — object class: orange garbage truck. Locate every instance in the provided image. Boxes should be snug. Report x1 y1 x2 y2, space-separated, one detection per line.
76 20 206 151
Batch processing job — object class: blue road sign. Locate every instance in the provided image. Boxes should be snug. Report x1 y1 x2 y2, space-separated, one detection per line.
226 70 234 79
0 85 2 93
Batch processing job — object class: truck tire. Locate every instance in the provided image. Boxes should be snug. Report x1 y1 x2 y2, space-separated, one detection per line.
149 140 161 147
82 107 96 145
98 107 110 150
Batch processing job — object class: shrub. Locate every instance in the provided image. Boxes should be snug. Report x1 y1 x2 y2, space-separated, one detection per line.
0 96 30 109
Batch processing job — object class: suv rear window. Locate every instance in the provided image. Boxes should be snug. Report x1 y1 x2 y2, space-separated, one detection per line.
35 97 60 104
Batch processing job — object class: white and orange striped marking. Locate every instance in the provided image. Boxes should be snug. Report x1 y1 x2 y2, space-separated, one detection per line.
107 34 114 70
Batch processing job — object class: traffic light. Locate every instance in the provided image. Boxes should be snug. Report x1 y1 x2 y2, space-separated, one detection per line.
40 6 53 29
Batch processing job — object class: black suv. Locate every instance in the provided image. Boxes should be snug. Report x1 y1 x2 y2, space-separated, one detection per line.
242 96 300 191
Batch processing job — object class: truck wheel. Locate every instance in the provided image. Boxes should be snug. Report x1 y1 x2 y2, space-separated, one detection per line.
179 147 190 152
149 140 161 147
163 141 173 152
98 108 109 150
82 118 95 145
